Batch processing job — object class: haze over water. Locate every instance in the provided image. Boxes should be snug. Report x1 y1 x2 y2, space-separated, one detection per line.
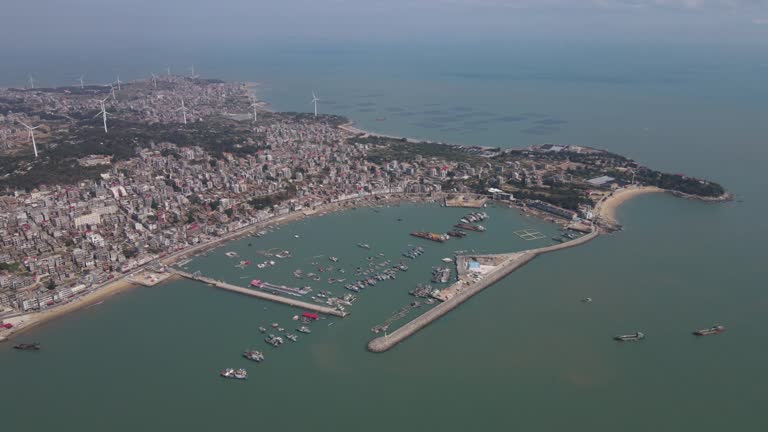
2 26 768 432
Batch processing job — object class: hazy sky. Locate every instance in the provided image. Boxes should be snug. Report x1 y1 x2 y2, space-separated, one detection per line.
1 0 767 51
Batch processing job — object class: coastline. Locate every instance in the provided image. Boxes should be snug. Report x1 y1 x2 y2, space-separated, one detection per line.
1 103 729 343
595 186 664 226
1 193 438 341
1 278 138 341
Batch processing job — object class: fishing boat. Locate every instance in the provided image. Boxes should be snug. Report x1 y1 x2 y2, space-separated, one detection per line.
220 368 248 380
614 332 645 342
13 343 40 351
243 350 265 362
693 325 725 336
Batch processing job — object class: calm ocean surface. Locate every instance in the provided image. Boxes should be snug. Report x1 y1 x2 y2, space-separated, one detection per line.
1 42 767 431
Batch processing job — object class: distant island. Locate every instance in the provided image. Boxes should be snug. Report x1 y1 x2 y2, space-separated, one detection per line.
0 75 728 340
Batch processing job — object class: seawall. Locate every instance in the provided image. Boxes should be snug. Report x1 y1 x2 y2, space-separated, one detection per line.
367 227 599 353
173 270 347 317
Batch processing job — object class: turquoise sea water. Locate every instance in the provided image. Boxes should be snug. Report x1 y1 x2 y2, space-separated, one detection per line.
1 42 767 431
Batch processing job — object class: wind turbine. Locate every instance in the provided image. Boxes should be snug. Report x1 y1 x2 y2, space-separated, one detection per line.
27 74 36 89
179 98 188 124
151 73 158 89
311 91 320 117
78 74 85 89
17 120 40 158
115 75 122 91
250 96 259 122
189 65 197 78
94 97 111 133
166 66 171 76
109 84 117 102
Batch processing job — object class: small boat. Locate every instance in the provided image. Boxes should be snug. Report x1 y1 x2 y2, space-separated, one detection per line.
220 368 248 380
614 332 645 342
441 257 453 263
243 350 265 362
329 257 339 262
285 333 299 342
271 322 279 328
580 297 593 303
297 326 312 334
358 243 371 249
13 343 40 351
258 326 267 333
277 327 285 332
693 325 725 336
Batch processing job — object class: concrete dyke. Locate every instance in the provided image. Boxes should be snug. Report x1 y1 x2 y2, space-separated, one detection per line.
368 227 600 353
172 269 348 317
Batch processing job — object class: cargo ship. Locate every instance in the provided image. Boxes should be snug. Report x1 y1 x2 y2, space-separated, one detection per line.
693 325 725 336
410 232 450 242
614 332 645 342
454 223 485 232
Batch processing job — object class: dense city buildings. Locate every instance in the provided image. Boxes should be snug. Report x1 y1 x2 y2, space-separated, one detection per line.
0 76 725 319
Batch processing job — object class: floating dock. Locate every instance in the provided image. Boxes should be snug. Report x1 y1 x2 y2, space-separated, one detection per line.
172 269 347 317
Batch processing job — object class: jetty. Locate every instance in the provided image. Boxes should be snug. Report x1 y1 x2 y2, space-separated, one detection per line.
368 226 599 352
171 269 347 317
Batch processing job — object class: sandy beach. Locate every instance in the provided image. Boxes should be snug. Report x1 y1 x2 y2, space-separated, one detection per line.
1 277 138 340
596 186 664 226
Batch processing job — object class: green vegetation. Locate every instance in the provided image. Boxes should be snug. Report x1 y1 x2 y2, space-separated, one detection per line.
363 138 476 164
0 262 20 272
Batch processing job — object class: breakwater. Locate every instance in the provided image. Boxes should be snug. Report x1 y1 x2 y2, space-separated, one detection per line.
172 269 348 317
367 227 599 352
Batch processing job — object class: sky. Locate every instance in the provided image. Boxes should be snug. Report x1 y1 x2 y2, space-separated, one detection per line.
1 0 767 51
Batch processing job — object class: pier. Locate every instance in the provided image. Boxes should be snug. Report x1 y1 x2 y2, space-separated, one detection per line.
368 226 599 352
172 269 348 317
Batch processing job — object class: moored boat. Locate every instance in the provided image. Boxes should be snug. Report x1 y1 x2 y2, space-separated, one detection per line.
220 368 248 380
243 350 265 362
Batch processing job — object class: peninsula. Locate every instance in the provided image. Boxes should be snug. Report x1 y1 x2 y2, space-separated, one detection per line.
0 75 728 341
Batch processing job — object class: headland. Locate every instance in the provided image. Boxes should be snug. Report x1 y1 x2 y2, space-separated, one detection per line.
0 75 728 344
